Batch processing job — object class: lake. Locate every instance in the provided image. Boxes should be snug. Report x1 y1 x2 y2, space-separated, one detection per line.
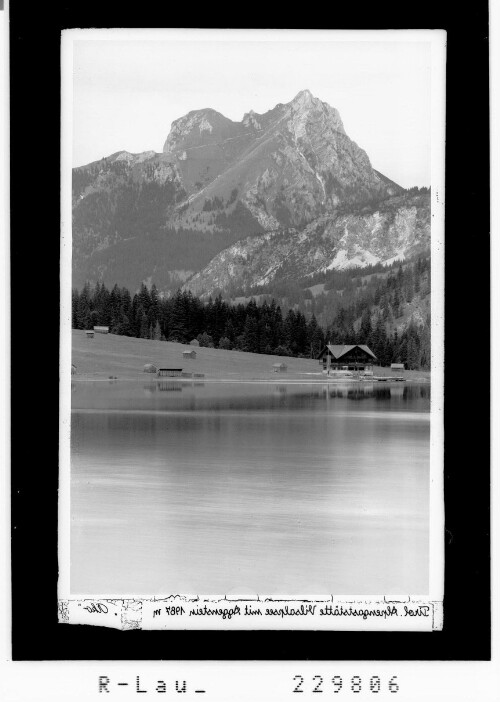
70 381 430 597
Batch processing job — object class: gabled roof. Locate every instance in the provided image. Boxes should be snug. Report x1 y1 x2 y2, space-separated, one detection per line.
356 344 377 360
323 344 377 360
326 344 355 358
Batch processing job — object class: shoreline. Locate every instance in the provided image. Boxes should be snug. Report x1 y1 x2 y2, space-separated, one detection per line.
72 375 431 384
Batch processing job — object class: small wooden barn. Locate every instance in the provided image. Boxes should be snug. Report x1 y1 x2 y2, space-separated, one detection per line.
318 344 377 371
157 368 182 377
391 363 405 371
189 339 200 347
93 326 109 334
273 362 288 372
85 330 94 338
143 363 157 373
183 349 197 359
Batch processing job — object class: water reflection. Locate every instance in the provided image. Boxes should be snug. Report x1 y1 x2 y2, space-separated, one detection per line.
143 381 206 396
158 381 183 392
322 383 430 401
71 381 430 597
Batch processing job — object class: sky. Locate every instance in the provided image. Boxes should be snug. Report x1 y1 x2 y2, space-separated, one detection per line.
70 31 434 188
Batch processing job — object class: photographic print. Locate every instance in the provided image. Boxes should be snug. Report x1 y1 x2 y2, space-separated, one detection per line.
58 29 445 631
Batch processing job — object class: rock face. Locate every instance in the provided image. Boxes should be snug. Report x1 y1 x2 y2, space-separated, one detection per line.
72 90 423 292
183 192 431 297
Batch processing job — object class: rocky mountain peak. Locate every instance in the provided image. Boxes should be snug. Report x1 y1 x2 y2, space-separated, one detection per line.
291 88 315 106
286 89 345 136
163 108 240 154
242 109 262 130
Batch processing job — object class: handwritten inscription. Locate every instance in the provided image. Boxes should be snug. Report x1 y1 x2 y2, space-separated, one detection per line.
404 605 430 617
83 602 109 614
61 597 440 631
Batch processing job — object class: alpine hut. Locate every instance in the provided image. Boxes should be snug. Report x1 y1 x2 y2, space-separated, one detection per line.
318 344 377 372
273 362 288 372
183 349 197 359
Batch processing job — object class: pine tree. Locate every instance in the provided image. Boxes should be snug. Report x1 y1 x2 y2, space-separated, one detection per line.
76 282 92 330
419 317 431 370
223 319 235 343
153 320 162 340
398 338 408 366
242 315 259 352
407 336 419 370
258 320 272 353
359 308 373 344
72 289 80 329
140 313 149 339
371 314 387 365
169 290 188 341
283 310 297 353
138 283 152 314
393 288 401 319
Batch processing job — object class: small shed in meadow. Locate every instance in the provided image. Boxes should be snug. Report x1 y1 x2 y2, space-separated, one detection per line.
157 368 182 377
189 339 200 347
85 330 94 338
391 363 405 371
273 362 288 372
183 349 197 359
93 326 109 334
143 363 157 374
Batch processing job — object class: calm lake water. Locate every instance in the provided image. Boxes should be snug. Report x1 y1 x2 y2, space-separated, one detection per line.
71 381 430 597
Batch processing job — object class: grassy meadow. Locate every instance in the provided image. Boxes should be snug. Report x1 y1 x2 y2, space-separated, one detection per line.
71 330 430 382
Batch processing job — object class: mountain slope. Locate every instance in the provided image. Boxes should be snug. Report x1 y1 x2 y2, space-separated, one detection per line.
182 192 430 297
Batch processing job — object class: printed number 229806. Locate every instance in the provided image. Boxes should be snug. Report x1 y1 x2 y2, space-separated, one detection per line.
292 675 399 694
